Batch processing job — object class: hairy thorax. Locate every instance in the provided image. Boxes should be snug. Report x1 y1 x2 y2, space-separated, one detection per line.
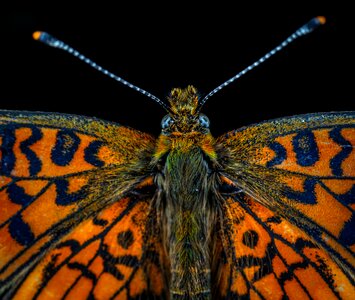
154 132 219 299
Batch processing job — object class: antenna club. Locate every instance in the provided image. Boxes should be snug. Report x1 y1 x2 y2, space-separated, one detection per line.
316 16 326 25
32 31 43 41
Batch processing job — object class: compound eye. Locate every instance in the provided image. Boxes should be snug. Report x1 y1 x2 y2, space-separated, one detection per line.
198 114 210 128
161 115 174 129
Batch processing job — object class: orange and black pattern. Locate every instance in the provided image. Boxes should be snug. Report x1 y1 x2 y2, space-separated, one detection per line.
217 194 354 299
217 112 354 299
11 195 166 299
1 109 354 299
0 111 159 299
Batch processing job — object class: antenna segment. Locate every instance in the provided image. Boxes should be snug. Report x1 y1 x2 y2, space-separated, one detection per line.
33 16 326 113
198 16 326 110
33 31 169 112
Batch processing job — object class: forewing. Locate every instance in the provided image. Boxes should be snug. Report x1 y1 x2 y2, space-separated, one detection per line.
0 110 156 298
216 112 355 298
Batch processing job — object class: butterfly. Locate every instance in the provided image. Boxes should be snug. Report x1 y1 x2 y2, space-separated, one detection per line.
0 16 354 300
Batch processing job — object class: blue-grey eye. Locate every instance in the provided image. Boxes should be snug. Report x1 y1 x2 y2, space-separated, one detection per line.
161 115 174 129
198 114 210 128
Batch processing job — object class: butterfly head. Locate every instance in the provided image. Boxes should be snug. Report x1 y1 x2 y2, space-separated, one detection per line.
161 86 210 135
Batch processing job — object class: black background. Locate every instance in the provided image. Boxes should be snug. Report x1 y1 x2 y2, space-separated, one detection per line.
1 5 354 137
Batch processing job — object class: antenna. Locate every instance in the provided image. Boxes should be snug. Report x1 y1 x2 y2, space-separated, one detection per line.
198 16 326 110
33 31 170 112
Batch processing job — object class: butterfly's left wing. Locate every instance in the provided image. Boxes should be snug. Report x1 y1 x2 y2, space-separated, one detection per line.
0 110 161 298
9 192 167 299
215 112 355 299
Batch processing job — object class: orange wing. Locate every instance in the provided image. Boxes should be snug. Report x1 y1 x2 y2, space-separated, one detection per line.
0 110 157 298
11 193 166 299
216 112 355 299
216 194 355 299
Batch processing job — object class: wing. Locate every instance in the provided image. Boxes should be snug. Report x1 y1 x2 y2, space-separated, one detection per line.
215 193 355 299
10 192 167 299
0 110 157 298
216 112 355 299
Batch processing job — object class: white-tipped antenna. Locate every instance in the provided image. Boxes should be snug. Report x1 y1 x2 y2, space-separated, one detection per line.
198 16 326 110
33 31 170 112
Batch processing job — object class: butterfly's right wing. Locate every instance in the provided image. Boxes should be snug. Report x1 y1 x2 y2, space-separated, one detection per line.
0 110 161 298
215 112 355 299
215 192 355 300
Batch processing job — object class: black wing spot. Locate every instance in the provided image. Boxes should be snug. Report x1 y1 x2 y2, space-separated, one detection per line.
266 142 287 168
266 216 282 224
93 216 109 227
56 239 81 253
294 238 317 250
339 215 355 247
329 128 352 176
0 126 16 176
7 182 33 206
117 230 134 249
284 178 317 204
242 230 259 249
20 126 43 175
51 130 80 166
84 141 105 167
292 130 319 167
55 179 87 206
338 184 355 205
8 215 35 246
